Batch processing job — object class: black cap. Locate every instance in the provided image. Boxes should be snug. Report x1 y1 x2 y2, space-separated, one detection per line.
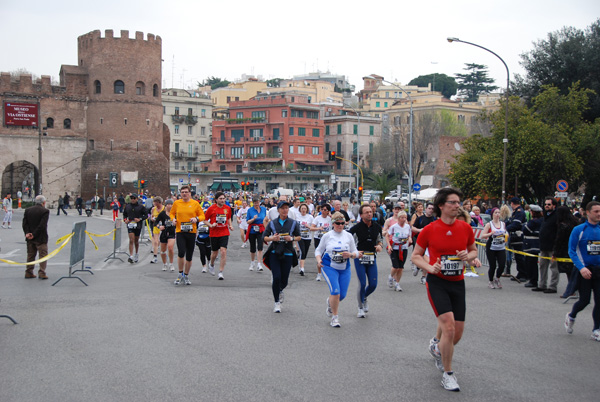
130 194 138 199
509 197 520 204
277 201 291 209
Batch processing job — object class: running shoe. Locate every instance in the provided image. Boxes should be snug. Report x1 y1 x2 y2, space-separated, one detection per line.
133 254 139 263
441 372 460 392
395 282 403 292
388 275 394 288
218 271 224 280
273 302 281 313
357 308 366 318
162 264 168 271
257 263 264 272
299 268 305 276
183 275 191 285
241 243 247 248
363 298 369 313
326 297 332 317
174 273 183 285
412 264 419 276
150 256 157 264
249 261 255 271
429 340 441 359
488 281 496 289
128 255 133 263
201 266 207 273
208 264 215 276
316 273 322 282
169 264 175 272
565 313 575 334
435 357 445 372
592 329 600 341
421 276 427 285
279 291 284 304
330 316 341 328
494 277 502 289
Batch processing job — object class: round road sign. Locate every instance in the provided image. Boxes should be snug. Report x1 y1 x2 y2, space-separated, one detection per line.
556 180 568 192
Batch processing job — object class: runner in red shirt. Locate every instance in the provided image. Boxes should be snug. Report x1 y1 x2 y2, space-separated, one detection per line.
411 187 477 392
205 192 234 280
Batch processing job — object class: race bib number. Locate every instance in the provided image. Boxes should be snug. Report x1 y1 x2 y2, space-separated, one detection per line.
198 225 209 233
180 222 193 232
587 241 600 255
240 213 247 220
360 252 375 265
300 225 310 238
278 232 290 242
251 225 260 233
216 214 227 225
331 250 345 263
164 220 174 227
440 255 462 276
492 235 505 246
127 222 138 229
317 226 329 239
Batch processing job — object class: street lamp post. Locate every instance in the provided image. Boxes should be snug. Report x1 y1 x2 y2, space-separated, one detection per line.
365 76 414 210
447 37 510 205
342 102 361 193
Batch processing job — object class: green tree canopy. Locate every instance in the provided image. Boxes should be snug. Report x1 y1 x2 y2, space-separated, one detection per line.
266 78 282 87
408 73 457 99
365 172 399 200
455 63 498 102
198 76 230 90
448 84 598 203
513 18 600 122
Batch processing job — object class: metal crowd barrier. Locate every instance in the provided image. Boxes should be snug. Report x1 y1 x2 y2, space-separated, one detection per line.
52 221 92 286
104 219 128 263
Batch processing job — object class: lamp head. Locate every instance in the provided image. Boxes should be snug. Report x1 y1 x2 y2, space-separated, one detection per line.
447 37 459 43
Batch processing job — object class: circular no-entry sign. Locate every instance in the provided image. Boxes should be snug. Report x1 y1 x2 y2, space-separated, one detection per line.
556 180 568 192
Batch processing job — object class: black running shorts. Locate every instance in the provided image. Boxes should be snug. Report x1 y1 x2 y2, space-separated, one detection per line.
426 274 466 321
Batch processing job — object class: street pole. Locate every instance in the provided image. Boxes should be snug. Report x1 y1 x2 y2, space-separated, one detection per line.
447 37 510 205
35 99 43 195
365 77 414 210
342 102 361 194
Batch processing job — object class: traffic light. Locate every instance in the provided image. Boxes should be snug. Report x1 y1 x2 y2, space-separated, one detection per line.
133 181 139 189
328 151 336 161
358 186 363 199
140 179 147 189
241 181 246 189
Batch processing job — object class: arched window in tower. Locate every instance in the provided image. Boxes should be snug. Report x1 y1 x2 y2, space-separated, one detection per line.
94 80 101 94
153 84 159 97
114 80 125 94
46 117 54 128
135 81 145 95
64 119 71 129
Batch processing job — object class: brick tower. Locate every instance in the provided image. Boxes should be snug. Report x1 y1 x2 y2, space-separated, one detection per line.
78 29 169 198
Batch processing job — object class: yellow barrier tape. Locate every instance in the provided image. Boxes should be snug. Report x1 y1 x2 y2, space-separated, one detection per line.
145 219 152 238
0 233 74 265
475 241 572 262
84 229 116 251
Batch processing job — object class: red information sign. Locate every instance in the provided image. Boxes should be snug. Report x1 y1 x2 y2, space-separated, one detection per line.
3 102 39 126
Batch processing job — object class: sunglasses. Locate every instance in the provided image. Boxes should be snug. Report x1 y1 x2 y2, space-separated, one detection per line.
333 221 345 225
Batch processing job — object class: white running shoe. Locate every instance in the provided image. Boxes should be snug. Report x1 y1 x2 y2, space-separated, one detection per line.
218 271 224 280
241 243 247 248
183 275 191 285
421 276 427 285
133 253 139 263
257 263 264 272
357 308 366 318
299 268 305 276
412 264 419 276
441 372 460 392
162 264 168 271
488 281 496 289
429 339 441 359
326 297 332 317
128 255 133 263
363 298 369 313
495 277 502 289
565 313 575 334
273 302 281 313
316 273 322 282
395 282 403 292
201 266 207 273
330 316 341 328
174 273 183 285
169 264 175 272
388 275 394 288
249 261 255 271
150 256 158 264
592 329 600 341
208 264 216 276
279 291 284 304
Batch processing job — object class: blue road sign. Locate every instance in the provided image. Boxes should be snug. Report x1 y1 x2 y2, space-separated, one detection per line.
179 179 184 183
413 183 421 192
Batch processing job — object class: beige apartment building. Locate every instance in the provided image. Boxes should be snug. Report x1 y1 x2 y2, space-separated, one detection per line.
210 79 268 108
277 79 344 104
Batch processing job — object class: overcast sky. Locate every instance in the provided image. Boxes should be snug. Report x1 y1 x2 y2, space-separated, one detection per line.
1 0 598 92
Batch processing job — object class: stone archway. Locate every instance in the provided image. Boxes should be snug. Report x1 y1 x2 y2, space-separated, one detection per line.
1 160 38 201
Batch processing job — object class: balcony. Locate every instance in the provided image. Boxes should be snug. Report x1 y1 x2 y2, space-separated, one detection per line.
171 151 199 159
171 115 185 124
185 115 198 125
225 117 267 124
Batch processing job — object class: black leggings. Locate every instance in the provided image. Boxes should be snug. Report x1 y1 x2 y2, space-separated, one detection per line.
570 266 600 330
176 232 196 261
486 248 506 281
299 239 312 260
270 254 293 302
248 232 264 253
196 238 211 265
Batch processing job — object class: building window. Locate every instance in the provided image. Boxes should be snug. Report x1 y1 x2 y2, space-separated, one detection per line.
188 108 193 115
201 109 206 118
63 119 71 129
94 80 101 94
308 96 312 104
251 111 266 119
384 102 388 108
231 147 244 158
135 81 145 95
291 110 304 118
46 118 54 128
220 130 225 141
187 162 193 171
163 106 166 114
336 141 342 154
249 146 264 156
312 146 319 155
298 127 306 136
298 146 305 154
201 144 205 153
325 142 330 152
325 126 330 136
289 127 294 136
100 118 103 124
282 109 288 117
337 124 341 134
353 124 358 135
369 142 374 155
236 112 244 119
188 144 193 156
175 107 180 116
227 96 231 103
250 128 263 139
370 126 374 135
312 128 320 137
88 139 94 150
273 128 280 140
376 101 380 108
175 143 180 153
114 80 125 94
174 161 179 170
289 145 294 154
232 129 244 142
352 142 358 155
385 92 389 98
235 97 239 101
336 160 341 169
153 84 158 97
174 125 179 134
188 126 192 135
201 127 206 136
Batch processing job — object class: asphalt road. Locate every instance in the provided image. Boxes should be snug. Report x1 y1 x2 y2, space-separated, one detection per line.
1 209 599 402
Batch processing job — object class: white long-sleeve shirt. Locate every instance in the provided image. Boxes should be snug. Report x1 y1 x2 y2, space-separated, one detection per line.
315 229 358 270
